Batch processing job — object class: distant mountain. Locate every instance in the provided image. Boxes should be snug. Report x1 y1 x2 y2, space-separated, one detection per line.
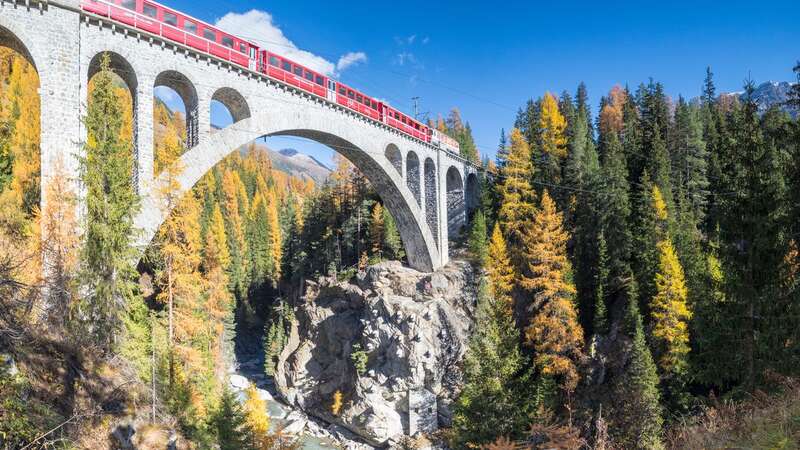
720 81 798 118
267 147 332 184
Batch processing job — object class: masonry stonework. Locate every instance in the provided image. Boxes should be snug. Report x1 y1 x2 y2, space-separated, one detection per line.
0 0 480 272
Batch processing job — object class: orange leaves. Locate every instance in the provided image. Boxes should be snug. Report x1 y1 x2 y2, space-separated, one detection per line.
521 191 584 393
599 85 627 137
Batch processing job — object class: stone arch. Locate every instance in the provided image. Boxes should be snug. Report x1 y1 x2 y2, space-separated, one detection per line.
424 158 438 247
211 87 251 128
137 116 441 272
446 166 465 238
87 51 139 183
154 70 199 148
385 143 402 177
465 172 479 219
0 25 36 71
406 151 421 207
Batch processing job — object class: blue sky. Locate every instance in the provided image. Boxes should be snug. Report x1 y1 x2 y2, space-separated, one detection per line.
154 0 800 168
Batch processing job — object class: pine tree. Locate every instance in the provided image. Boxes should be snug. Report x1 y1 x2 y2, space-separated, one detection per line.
467 209 488 265
612 299 664 450
496 128 509 169
212 388 254 450
76 53 140 351
672 98 709 222
452 278 532 447
592 231 609 336
382 207 404 261
497 128 536 269
522 191 584 395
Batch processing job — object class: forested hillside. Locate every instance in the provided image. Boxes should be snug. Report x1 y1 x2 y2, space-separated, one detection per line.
453 64 800 448
2 38 800 449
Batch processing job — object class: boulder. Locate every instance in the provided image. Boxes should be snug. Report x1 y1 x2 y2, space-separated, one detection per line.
274 259 477 446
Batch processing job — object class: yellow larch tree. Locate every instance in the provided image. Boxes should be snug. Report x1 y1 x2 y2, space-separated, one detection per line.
650 239 691 376
204 204 234 383
266 189 282 278
369 201 385 259
486 223 515 311
243 383 275 449
522 190 584 394
539 92 567 158
497 128 537 268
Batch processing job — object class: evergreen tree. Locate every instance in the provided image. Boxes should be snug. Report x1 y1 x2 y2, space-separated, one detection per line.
611 299 664 450
382 207 405 261
467 209 488 265
718 82 789 389
452 278 532 447
212 388 254 450
672 98 709 223
496 128 509 169
592 231 609 336
76 53 140 351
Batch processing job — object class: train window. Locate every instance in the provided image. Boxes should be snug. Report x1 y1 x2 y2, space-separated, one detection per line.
163 12 177 26
315 75 324 86
356 94 363 103
270 56 280 67
204 29 216 41
120 0 135 10
184 20 197 35
305 71 314 81
347 90 355 99
222 36 234 48
282 61 291 71
142 3 157 17
372 101 378 109
338 86 346 95
293 66 303 76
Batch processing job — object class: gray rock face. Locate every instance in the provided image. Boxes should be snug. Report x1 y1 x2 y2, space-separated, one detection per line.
274 260 477 447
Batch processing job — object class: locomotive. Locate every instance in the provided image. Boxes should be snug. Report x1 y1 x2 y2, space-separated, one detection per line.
81 0 462 155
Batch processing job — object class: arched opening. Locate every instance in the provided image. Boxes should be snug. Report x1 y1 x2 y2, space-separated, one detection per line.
0 26 40 225
465 172 479 219
385 143 402 177
406 151 420 207
211 87 250 132
424 158 438 247
87 51 137 181
446 166 465 239
153 71 198 174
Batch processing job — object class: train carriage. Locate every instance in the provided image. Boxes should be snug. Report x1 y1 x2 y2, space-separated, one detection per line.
80 0 454 152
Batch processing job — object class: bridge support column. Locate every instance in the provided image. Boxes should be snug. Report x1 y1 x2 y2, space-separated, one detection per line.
136 75 155 197
437 153 449 268
197 88 212 145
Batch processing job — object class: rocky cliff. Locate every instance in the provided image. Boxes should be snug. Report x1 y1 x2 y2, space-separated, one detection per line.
273 260 478 447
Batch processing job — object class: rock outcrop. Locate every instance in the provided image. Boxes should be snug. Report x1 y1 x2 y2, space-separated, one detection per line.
274 260 477 447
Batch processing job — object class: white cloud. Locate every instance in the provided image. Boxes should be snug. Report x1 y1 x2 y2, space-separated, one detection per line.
214 10 365 77
422 36 430 45
154 85 179 103
394 51 417 66
407 34 416 44
336 52 367 72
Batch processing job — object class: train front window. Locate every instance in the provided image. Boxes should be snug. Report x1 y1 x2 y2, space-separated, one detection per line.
183 20 197 35
204 29 216 42
163 12 177 26
142 3 157 17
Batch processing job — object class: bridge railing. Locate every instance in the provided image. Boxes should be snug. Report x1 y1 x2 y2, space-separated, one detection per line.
81 0 249 68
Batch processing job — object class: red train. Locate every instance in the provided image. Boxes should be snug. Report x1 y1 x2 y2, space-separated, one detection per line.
80 0 461 155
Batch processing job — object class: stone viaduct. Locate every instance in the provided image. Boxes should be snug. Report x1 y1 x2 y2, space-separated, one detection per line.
0 0 481 272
